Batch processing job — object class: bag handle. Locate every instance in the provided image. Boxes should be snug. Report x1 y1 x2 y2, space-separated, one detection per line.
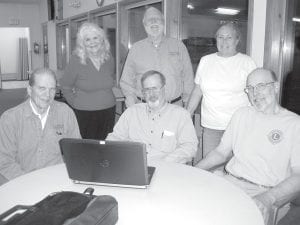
0 205 31 225
83 187 94 196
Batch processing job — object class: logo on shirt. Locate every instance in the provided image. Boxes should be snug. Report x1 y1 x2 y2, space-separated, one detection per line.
55 124 64 135
268 130 283 144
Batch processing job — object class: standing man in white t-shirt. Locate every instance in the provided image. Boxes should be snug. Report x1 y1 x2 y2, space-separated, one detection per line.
196 68 300 225
186 22 256 159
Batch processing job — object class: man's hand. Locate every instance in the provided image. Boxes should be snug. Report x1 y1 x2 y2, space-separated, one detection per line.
253 192 276 224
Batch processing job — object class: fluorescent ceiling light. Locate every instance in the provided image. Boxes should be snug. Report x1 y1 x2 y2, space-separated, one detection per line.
187 3 194 10
293 17 300 22
215 7 240 15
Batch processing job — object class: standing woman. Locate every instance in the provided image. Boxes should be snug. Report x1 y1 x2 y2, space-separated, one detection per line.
186 22 256 158
61 22 116 139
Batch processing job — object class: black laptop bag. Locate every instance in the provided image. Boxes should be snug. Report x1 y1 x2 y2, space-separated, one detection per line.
0 188 118 225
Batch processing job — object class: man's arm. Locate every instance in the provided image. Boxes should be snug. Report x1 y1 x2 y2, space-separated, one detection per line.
0 113 25 180
106 109 130 141
195 140 232 171
65 105 81 138
163 112 198 164
120 49 138 108
180 42 195 104
186 84 202 115
254 167 300 209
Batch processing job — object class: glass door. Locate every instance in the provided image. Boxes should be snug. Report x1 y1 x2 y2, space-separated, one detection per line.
56 21 69 71
282 0 300 115
119 0 163 75
91 9 117 81
180 0 250 72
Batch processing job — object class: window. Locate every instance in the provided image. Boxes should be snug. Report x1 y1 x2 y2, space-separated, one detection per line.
180 0 249 72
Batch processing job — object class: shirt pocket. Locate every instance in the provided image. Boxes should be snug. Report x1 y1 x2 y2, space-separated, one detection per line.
161 131 177 153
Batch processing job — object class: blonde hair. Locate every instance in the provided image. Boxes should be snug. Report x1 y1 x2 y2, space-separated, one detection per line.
74 22 110 65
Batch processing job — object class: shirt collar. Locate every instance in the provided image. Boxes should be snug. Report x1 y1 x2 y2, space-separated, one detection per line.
146 35 166 48
146 101 168 118
29 99 50 119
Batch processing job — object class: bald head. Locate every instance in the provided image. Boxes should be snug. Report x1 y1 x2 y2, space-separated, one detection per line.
143 7 163 23
247 68 277 85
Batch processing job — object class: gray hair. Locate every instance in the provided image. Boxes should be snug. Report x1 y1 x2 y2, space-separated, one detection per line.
29 68 57 87
74 22 110 65
215 22 241 40
141 70 166 87
142 7 164 25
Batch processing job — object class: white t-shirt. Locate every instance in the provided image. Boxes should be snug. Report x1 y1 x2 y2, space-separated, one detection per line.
224 107 300 187
195 53 256 130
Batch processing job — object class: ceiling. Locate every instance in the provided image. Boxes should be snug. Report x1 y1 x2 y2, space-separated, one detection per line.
183 0 248 19
0 0 40 3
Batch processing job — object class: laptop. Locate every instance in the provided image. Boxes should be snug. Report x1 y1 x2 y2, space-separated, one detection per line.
59 138 156 189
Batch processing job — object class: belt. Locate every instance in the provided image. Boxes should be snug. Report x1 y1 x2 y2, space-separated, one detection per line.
137 96 182 104
224 169 273 189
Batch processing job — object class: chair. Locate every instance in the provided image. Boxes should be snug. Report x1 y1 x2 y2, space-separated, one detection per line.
0 174 8 186
275 196 300 225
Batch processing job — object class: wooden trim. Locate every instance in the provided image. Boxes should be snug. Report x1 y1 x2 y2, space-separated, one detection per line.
264 0 295 101
247 0 254 56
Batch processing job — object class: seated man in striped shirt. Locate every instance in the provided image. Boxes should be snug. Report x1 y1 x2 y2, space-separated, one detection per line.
0 68 81 183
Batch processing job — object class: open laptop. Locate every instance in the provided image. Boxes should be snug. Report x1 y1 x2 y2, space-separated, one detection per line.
59 138 155 189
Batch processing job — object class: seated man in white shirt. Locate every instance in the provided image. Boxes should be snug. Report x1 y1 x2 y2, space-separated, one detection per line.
196 68 300 224
0 68 81 183
107 70 198 164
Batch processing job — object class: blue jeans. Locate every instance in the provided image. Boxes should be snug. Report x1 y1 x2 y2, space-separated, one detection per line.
202 127 224 157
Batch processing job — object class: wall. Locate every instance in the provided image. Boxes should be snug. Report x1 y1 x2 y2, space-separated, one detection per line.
0 3 43 72
0 28 29 76
63 0 117 18
47 21 57 71
250 0 267 67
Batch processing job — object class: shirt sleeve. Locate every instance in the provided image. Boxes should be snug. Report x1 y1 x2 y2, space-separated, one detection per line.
60 56 78 106
106 109 131 141
179 41 195 103
64 104 81 139
194 54 209 86
120 48 138 105
0 113 25 180
164 111 198 163
291 121 300 168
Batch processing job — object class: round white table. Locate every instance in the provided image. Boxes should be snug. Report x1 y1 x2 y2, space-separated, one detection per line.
0 161 264 225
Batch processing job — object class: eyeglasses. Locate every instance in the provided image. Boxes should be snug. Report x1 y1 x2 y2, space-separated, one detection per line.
142 86 164 95
244 82 275 94
144 17 163 25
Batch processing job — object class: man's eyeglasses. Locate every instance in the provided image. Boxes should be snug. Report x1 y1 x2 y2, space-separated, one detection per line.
144 17 163 25
142 86 164 95
244 82 275 94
